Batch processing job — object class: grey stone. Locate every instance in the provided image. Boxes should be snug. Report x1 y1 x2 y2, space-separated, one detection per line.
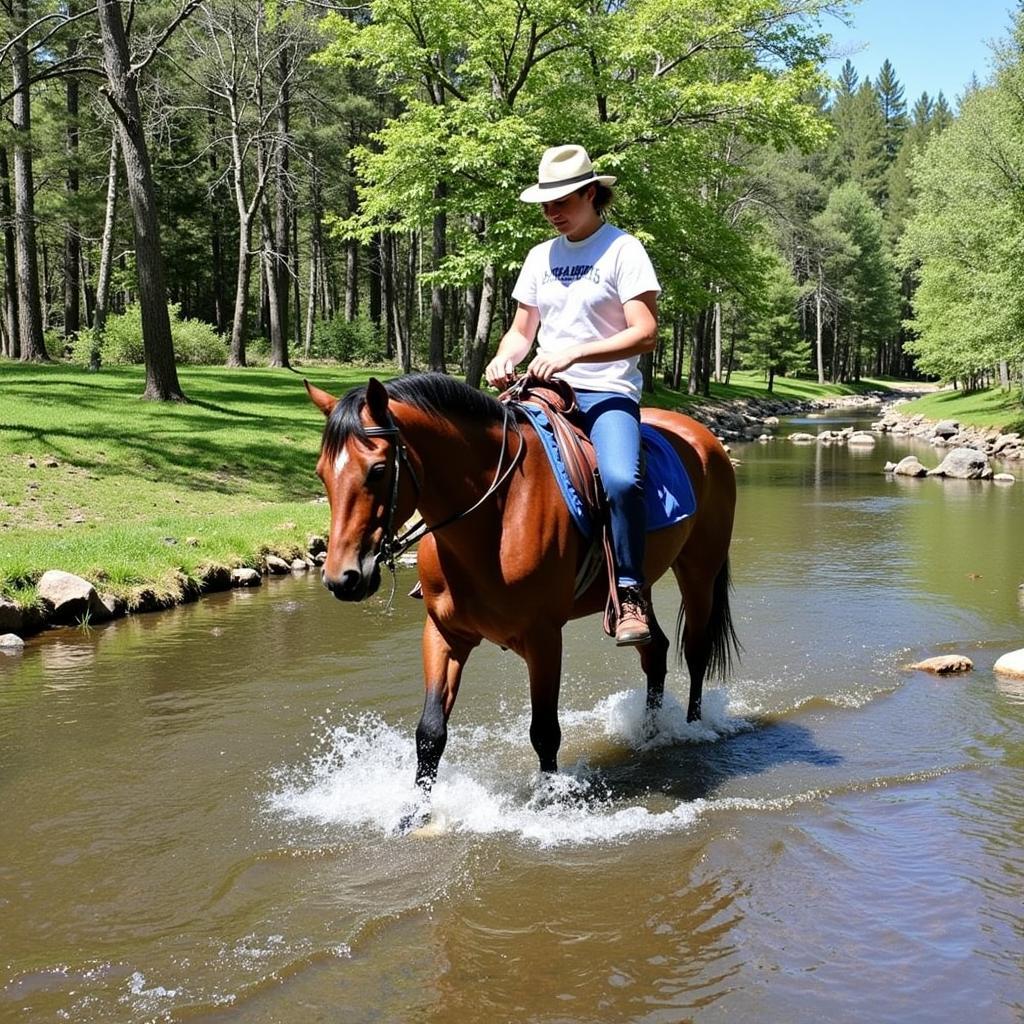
933 419 959 439
928 447 990 479
314 551 328 565
848 432 877 446
37 569 109 625
0 633 25 650
290 559 310 572
893 456 927 477
98 593 126 619
265 555 291 575
993 473 1016 483
307 535 327 556
883 461 897 473
230 567 262 587
993 649 1024 680
909 655 973 675
788 432 816 444
0 597 23 634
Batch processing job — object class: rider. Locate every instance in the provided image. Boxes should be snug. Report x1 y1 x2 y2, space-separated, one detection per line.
485 144 661 646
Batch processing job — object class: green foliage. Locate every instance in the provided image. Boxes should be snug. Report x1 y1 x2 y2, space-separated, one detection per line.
71 305 228 366
311 315 387 363
899 28 1024 384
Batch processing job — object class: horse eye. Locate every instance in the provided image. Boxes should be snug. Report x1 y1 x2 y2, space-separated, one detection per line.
367 462 387 482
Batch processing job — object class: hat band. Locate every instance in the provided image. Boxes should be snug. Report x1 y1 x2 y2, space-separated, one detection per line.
538 171 597 190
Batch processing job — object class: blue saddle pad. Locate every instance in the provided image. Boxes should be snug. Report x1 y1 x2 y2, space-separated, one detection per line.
517 405 696 540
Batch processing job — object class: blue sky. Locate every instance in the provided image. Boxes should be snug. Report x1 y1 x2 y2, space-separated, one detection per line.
824 0 1017 107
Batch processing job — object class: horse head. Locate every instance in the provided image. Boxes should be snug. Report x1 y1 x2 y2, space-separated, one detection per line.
307 377 417 602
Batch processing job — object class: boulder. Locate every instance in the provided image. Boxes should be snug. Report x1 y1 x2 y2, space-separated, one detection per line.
98 593 126 620
893 455 928 477
307 535 327 556
910 655 973 675
788 432 816 444
933 419 959 439
291 558 310 572
37 569 109 625
848 432 877 446
993 473 1016 484
0 597 23 634
993 649 1024 680
230 567 262 587
928 447 990 479
0 633 25 651
763 416 779 427
265 555 291 575
201 565 233 592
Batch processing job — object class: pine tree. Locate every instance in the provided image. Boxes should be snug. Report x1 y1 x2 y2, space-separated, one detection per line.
876 59 908 161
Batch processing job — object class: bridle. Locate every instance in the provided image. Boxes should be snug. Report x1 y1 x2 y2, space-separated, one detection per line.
358 401 525 581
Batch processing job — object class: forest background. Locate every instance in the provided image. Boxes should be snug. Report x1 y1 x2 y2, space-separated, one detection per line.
2 0 1024 407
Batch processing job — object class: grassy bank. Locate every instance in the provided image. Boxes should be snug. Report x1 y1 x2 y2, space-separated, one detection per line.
0 362 384 607
897 386 1024 433
0 361 901 611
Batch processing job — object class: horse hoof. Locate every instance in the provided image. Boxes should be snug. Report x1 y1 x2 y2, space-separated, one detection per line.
396 807 430 835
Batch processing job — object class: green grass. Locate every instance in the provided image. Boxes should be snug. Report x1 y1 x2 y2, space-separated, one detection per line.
0 360 910 609
897 386 1024 433
0 362 387 605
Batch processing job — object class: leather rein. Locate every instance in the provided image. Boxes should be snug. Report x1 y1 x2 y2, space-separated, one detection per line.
363 401 525 577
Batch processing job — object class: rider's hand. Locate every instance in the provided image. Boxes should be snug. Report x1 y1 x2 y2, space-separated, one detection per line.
485 356 516 390
526 347 578 381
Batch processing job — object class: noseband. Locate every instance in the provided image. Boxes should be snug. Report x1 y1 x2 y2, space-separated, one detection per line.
361 403 524 578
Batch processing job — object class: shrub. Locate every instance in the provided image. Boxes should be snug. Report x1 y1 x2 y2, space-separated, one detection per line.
312 314 385 363
70 304 226 366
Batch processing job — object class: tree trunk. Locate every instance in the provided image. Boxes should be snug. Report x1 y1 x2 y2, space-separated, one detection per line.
381 231 394 360
429 184 447 371
0 146 21 359
97 0 184 399
464 261 496 388
262 197 288 367
208 113 227 334
12 0 47 361
345 239 359 322
815 263 825 384
713 297 722 383
369 233 382 326
94 130 120 340
304 224 317 358
273 46 291 356
64 15 81 340
229 217 253 366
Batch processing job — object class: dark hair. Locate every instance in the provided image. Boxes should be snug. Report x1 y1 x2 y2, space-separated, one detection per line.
578 182 614 215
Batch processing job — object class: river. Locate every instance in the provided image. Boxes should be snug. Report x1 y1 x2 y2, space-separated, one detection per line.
1 408 1022 1023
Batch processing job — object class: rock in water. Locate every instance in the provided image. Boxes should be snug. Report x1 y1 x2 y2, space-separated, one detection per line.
993 650 1024 680
893 456 927 477
909 655 974 675
928 447 990 479
0 633 25 650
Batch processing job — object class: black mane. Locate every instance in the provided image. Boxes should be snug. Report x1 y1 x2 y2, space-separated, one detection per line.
322 372 505 457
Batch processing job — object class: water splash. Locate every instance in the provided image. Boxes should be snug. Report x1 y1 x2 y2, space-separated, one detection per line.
269 688 754 847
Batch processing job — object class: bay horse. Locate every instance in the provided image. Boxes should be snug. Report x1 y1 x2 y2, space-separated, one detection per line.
306 372 738 799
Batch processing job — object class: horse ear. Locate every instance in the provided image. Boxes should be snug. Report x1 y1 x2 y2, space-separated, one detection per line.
305 379 337 418
365 377 390 423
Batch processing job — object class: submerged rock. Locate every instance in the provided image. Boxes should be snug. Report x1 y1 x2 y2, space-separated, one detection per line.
993 650 1024 680
909 655 974 675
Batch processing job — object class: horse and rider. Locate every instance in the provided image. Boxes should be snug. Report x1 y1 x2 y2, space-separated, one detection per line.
307 145 738 805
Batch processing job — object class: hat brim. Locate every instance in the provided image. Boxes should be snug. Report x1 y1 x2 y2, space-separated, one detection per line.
519 174 617 203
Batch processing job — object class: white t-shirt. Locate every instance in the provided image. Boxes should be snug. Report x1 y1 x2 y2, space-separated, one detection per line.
512 223 661 400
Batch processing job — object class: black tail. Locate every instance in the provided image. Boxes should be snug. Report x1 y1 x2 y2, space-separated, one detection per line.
675 557 742 678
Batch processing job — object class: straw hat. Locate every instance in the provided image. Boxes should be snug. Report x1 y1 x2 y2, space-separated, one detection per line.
519 145 617 203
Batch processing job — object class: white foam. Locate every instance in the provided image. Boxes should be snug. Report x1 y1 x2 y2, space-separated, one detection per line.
269 688 759 847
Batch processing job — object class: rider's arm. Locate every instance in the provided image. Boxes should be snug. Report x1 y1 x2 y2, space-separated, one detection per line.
526 291 658 380
485 303 540 388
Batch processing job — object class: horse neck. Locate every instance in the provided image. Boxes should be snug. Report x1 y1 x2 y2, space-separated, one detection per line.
392 402 512 527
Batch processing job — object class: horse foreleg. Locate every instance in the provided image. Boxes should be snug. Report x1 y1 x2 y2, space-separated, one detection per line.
523 628 563 774
415 616 474 793
638 593 670 712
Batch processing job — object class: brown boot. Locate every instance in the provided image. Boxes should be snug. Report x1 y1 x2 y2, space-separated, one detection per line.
614 586 651 647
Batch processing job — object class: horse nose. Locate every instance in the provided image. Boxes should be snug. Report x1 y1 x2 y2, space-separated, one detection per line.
322 567 363 600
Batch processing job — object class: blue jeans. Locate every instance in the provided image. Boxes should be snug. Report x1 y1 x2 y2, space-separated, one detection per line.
575 390 645 588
